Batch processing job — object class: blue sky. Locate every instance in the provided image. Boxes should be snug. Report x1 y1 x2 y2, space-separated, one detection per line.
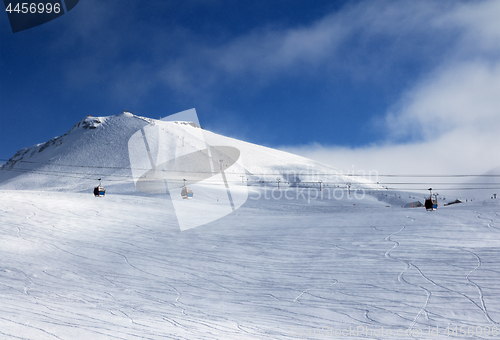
1 0 499 174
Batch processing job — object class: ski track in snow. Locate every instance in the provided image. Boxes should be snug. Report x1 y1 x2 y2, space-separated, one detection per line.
461 248 498 325
475 210 499 231
384 216 432 331
1 191 500 339
382 210 500 336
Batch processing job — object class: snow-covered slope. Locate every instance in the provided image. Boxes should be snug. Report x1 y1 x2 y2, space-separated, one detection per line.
2 112 499 340
1 190 499 339
453 166 500 200
0 112 378 193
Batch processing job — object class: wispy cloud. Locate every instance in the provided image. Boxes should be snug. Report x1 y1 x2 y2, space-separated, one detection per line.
385 61 500 141
59 0 490 98
56 0 499 101
157 0 495 92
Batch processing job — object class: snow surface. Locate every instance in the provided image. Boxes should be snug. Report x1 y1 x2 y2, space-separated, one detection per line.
1 189 499 339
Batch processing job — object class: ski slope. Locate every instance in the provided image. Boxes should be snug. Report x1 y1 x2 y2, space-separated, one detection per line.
1 112 499 339
1 189 499 339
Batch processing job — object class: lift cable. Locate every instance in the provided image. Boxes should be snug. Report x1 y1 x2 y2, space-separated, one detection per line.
1 159 500 178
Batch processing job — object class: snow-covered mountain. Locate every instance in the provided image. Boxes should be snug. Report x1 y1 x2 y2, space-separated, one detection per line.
2 112 499 340
0 111 379 193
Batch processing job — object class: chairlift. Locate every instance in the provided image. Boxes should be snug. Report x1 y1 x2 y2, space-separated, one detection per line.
181 179 193 199
424 188 437 211
93 178 106 197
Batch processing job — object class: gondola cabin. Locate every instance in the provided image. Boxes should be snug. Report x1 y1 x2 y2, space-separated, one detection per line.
424 197 437 210
181 187 193 199
424 188 437 210
93 179 106 197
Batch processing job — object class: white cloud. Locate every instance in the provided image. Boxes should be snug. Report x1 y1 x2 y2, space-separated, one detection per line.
385 61 500 141
437 0 500 54
278 0 500 176
283 126 499 176
58 0 499 106
158 0 493 90
282 60 500 176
